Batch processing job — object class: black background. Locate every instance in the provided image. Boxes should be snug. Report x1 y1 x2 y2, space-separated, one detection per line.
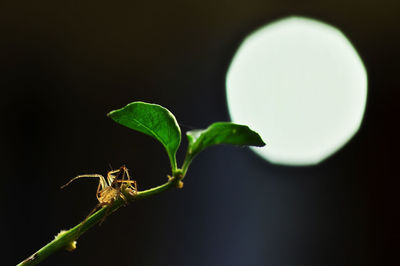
1 0 398 265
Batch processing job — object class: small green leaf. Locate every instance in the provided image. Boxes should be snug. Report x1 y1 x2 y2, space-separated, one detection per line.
186 122 265 160
108 102 181 171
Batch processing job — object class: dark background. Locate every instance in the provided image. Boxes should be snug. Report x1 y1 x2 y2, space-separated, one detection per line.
1 0 398 265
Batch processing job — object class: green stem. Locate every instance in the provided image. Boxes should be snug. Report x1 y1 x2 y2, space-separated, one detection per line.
18 178 179 266
181 152 195 177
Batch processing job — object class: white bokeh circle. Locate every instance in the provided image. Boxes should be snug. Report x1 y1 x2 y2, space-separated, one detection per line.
226 16 367 165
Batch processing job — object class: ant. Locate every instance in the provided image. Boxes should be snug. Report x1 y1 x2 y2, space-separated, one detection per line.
61 165 137 224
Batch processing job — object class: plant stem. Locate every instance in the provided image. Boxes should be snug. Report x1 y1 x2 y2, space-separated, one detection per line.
17 178 179 266
181 152 195 177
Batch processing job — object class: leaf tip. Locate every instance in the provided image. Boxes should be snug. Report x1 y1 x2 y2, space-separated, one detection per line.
255 134 266 147
106 109 116 118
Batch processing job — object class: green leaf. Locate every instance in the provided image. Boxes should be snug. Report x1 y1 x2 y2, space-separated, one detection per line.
108 102 181 171
186 122 265 160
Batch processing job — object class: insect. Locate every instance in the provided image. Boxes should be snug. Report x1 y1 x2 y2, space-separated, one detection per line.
61 165 137 223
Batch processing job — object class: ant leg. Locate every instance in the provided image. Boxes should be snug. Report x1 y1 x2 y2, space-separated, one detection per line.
115 179 137 191
119 166 136 190
61 174 107 191
115 180 136 185
95 181 102 202
119 192 129 206
83 203 101 222
99 202 115 225
107 165 127 186
78 202 107 231
122 165 129 176
106 169 121 186
118 165 129 182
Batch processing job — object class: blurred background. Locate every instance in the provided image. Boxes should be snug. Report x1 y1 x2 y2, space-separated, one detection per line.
1 0 398 265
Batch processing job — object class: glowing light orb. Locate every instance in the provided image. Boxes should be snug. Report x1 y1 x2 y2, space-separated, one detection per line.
226 17 367 165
